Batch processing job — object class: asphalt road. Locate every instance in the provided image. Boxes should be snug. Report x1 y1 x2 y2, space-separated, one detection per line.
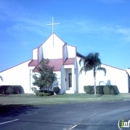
0 100 130 130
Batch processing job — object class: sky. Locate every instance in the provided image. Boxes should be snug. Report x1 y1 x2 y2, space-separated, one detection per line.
0 0 130 71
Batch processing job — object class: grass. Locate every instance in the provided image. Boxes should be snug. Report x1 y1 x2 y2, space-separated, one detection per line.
0 93 130 115
0 93 130 105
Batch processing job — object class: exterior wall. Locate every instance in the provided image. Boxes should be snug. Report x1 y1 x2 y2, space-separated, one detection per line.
67 45 76 58
77 57 86 93
74 59 78 93
38 45 43 63
33 48 38 60
101 64 128 93
63 44 68 62
77 56 129 93
42 34 65 59
54 71 61 89
60 66 66 94
0 60 34 93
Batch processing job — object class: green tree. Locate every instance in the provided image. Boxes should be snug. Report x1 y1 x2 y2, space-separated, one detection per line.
33 59 56 90
79 53 106 96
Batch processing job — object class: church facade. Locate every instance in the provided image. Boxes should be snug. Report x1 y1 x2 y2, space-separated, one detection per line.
0 33 130 94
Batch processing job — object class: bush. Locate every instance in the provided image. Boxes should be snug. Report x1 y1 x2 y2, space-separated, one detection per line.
103 86 110 94
0 85 9 94
113 85 119 95
39 89 54 95
0 85 24 95
43 93 51 96
35 90 51 96
84 86 94 94
96 85 104 94
103 85 118 95
84 85 119 95
12 85 24 94
6 86 13 94
53 87 60 94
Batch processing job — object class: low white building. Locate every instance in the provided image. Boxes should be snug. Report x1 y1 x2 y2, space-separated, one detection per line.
0 33 130 93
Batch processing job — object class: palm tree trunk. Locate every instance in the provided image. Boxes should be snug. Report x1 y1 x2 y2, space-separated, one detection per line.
93 68 96 96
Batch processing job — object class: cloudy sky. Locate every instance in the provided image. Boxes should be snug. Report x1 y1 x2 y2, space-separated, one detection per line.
0 0 130 71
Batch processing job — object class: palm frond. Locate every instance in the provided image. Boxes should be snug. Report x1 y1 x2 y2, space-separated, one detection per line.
0 76 3 81
97 67 106 76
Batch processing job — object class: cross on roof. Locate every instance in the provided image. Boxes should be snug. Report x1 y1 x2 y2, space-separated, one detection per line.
47 17 59 33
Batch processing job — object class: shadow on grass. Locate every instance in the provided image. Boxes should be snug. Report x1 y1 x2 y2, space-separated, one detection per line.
0 104 39 117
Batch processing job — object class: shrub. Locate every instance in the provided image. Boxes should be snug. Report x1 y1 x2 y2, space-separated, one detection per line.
0 85 9 94
39 89 54 95
12 85 24 94
6 86 14 94
84 85 119 95
103 86 110 94
84 86 94 94
43 93 51 96
0 85 24 95
113 85 119 95
34 90 51 96
53 87 60 94
96 85 104 94
103 85 118 95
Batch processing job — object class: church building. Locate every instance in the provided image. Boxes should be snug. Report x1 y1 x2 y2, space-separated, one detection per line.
0 33 130 94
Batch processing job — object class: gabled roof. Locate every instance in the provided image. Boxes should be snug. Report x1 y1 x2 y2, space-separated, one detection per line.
76 52 84 58
64 58 75 65
28 60 38 66
33 59 63 72
33 58 76 72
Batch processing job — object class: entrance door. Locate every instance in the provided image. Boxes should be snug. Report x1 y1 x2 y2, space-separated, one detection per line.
66 69 72 90
68 73 72 88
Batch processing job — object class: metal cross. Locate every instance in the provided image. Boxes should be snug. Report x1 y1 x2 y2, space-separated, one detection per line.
47 17 59 34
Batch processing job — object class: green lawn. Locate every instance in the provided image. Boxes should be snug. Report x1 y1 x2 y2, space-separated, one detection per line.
0 93 130 115
0 93 130 105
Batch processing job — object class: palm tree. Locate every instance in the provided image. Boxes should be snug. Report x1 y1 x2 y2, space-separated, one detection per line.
0 76 3 81
79 53 106 96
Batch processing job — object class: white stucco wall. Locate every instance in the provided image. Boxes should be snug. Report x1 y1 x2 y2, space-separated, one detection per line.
61 66 65 94
77 57 129 93
38 45 43 62
33 48 38 60
101 64 129 93
67 45 76 58
0 60 34 93
54 71 61 89
42 34 64 59
74 59 78 93
63 44 68 62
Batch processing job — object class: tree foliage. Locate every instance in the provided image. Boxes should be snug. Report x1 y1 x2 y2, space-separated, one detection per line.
79 53 106 96
33 59 56 90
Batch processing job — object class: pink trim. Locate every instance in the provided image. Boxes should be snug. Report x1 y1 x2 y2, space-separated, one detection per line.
28 60 38 66
33 59 63 72
64 58 75 65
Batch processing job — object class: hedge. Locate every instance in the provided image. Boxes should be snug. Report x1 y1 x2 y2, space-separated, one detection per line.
84 85 119 95
53 87 60 94
0 85 24 95
35 90 51 96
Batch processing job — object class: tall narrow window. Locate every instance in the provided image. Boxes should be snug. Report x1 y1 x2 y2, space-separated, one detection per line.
68 73 72 88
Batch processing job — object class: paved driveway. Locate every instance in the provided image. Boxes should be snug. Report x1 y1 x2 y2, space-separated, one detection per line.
0 100 130 130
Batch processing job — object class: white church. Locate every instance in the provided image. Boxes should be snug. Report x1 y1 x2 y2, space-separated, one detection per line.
0 33 130 94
